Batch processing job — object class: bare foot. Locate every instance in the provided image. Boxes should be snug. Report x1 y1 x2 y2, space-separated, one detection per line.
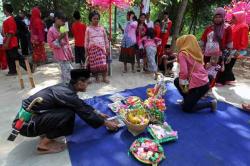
37 137 66 154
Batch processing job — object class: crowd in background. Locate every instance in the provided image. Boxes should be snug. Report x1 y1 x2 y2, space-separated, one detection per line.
0 3 250 112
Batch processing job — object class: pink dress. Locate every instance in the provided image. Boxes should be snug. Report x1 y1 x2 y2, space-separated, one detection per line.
85 25 109 73
47 25 74 62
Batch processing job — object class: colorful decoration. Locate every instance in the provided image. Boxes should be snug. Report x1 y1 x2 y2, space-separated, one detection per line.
225 0 250 24
87 0 134 9
147 73 167 98
144 97 166 123
129 138 165 166
148 122 178 143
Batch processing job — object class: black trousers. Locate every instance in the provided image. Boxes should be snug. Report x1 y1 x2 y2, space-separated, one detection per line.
174 78 211 113
6 47 28 74
74 46 85 64
18 109 75 139
19 35 29 56
216 58 236 84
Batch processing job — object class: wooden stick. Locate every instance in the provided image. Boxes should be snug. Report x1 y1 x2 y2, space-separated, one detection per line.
15 60 24 89
24 59 35 88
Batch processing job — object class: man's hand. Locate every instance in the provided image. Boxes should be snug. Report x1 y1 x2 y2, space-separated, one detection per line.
104 120 119 131
98 112 110 119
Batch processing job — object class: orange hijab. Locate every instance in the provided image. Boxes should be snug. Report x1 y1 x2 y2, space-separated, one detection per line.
176 35 204 64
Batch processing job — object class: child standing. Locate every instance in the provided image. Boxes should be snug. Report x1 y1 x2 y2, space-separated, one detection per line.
47 11 74 83
85 11 110 83
139 28 161 80
205 55 224 88
71 11 86 68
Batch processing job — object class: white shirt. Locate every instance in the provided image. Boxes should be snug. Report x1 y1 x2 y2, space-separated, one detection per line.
146 20 154 28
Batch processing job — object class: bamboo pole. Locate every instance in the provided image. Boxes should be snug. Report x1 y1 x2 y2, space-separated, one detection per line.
15 60 24 89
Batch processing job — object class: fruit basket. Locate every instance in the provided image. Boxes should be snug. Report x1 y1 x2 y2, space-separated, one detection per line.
129 138 165 166
123 110 150 136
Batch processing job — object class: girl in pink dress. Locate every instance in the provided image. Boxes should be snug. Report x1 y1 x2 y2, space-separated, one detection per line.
85 11 109 83
139 28 161 79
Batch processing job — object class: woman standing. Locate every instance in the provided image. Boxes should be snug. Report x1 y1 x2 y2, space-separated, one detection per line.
231 11 249 58
136 13 147 72
47 11 74 83
201 7 236 86
30 7 47 65
174 35 217 113
119 11 138 73
85 11 110 83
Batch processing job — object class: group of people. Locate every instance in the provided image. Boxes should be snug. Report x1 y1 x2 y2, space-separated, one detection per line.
119 11 176 79
1 3 249 155
0 4 51 76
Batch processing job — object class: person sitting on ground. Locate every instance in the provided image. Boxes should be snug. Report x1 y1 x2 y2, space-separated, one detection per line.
11 69 119 154
205 55 224 88
158 45 177 77
174 35 217 113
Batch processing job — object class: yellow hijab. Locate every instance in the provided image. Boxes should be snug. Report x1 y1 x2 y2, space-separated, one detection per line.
176 35 204 64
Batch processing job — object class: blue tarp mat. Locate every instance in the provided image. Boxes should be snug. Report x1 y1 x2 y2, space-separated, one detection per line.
67 83 250 166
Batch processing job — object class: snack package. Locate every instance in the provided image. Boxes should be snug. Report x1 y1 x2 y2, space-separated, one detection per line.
148 122 178 143
109 93 126 102
108 101 127 113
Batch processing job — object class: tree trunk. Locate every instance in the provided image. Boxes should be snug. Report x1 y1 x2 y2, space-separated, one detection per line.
114 7 117 33
171 0 189 49
188 17 195 34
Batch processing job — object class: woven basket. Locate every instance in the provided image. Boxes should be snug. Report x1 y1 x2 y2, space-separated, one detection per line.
124 114 149 136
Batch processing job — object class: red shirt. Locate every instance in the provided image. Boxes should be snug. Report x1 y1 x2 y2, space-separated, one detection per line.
201 25 233 50
71 21 86 47
2 16 18 49
232 26 249 50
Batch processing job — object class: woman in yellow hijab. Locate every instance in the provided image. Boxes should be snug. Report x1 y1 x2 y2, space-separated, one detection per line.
174 34 217 113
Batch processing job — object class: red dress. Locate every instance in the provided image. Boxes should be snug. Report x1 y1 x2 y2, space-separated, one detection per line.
30 7 46 63
0 46 7 70
160 20 172 48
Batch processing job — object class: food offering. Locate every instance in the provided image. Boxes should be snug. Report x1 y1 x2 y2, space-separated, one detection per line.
129 138 165 166
144 97 166 123
148 122 178 143
124 109 150 136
